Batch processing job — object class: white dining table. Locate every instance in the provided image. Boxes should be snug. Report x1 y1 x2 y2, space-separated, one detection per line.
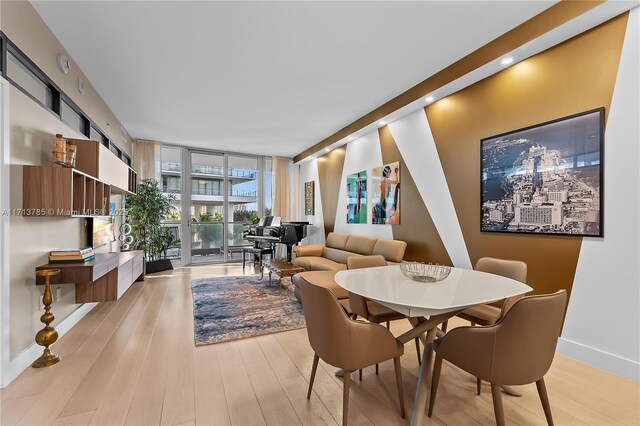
335 264 532 426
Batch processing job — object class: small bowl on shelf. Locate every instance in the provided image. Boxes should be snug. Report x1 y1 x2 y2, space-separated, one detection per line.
400 262 451 283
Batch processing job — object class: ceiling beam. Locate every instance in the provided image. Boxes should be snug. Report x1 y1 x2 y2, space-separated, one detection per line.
292 0 604 163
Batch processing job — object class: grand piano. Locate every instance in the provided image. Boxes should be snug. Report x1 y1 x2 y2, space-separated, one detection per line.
244 216 309 262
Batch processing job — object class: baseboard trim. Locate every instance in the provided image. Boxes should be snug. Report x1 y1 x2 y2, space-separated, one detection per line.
1 302 97 388
557 337 640 382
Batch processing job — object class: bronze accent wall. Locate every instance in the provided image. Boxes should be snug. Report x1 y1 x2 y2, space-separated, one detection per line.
426 14 628 297
378 127 452 265
317 146 346 237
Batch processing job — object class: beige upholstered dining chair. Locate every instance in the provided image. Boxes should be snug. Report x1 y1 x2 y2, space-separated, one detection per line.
429 290 567 426
458 257 528 326
297 274 406 426
442 257 528 394
346 255 422 371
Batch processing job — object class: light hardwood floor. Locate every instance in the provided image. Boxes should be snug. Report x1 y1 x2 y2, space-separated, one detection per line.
1 264 638 425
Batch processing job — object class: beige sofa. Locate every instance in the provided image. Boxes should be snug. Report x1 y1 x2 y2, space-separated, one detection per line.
291 233 407 304
293 232 407 272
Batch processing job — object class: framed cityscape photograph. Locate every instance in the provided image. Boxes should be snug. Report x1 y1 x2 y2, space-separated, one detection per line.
481 108 604 237
305 181 314 215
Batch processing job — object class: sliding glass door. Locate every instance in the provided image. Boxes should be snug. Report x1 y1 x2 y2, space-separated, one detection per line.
189 152 225 263
163 147 269 265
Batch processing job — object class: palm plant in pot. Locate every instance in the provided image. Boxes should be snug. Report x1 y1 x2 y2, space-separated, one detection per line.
126 179 177 274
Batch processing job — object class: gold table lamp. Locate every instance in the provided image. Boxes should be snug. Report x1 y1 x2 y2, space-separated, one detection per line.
33 269 61 368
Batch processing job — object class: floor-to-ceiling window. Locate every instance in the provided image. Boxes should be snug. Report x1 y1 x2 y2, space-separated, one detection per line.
227 156 259 260
161 145 271 265
160 146 183 264
264 158 273 217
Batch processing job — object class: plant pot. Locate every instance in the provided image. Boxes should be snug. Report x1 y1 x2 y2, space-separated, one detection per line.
145 259 174 274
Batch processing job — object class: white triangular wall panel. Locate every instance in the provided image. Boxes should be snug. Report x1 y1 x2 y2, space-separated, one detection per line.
559 6 640 381
388 109 472 268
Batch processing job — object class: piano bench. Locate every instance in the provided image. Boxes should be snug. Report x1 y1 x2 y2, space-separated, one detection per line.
242 247 273 275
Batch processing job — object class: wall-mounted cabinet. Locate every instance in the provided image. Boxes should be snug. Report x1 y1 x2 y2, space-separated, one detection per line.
68 138 136 195
36 251 144 303
23 166 111 217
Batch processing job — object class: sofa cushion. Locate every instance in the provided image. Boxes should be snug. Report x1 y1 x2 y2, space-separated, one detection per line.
293 256 314 270
372 239 407 263
293 244 324 257
345 234 377 255
322 247 362 265
292 270 348 299
325 232 350 250
293 255 347 272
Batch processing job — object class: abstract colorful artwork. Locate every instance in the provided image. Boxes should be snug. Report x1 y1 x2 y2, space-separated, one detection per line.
347 170 367 223
371 162 400 225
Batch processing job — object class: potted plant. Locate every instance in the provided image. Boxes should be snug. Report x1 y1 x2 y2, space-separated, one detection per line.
126 179 177 274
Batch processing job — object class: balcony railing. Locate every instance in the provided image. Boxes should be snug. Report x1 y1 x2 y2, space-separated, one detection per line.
231 190 257 197
189 188 257 197
162 162 257 179
164 186 257 197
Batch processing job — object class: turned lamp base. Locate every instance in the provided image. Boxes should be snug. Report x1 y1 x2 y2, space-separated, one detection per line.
33 269 62 368
32 348 61 368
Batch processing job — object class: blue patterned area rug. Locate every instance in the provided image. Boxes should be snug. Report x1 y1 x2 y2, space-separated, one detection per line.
191 275 305 346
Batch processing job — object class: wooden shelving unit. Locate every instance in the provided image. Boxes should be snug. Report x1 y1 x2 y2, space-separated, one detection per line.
23 137 137 218
128 168 137 193
68 138 137 195
23 166 112 217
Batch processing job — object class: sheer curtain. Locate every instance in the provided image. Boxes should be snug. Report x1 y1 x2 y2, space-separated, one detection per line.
272 156 300 257
132 139 161 183
272 156 300 221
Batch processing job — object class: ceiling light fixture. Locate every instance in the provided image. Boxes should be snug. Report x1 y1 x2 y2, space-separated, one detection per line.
378 120 386 126
425 96 434 102
348 136 354 141
501 57 514 65
306 156 315 160
324 148 331 152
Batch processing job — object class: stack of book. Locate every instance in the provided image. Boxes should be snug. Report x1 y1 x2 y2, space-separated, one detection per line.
49 247 95 264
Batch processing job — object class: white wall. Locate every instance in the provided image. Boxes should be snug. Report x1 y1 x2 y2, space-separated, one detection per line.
388 110 471 268
0 78 11 387
298 159 325 245
333 131 393 240
558 7 640 381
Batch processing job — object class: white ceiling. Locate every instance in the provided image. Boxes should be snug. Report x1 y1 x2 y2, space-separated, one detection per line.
31 1 555 157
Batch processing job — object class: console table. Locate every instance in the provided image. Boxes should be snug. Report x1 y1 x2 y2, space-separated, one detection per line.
35 251 144 303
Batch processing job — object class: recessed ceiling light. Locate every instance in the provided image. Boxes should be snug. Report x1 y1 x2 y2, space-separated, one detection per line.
348 136 354 141
378 120 386 126
501 57 514 65
306 156 315 160
425 96 434 102
324 148 331 152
